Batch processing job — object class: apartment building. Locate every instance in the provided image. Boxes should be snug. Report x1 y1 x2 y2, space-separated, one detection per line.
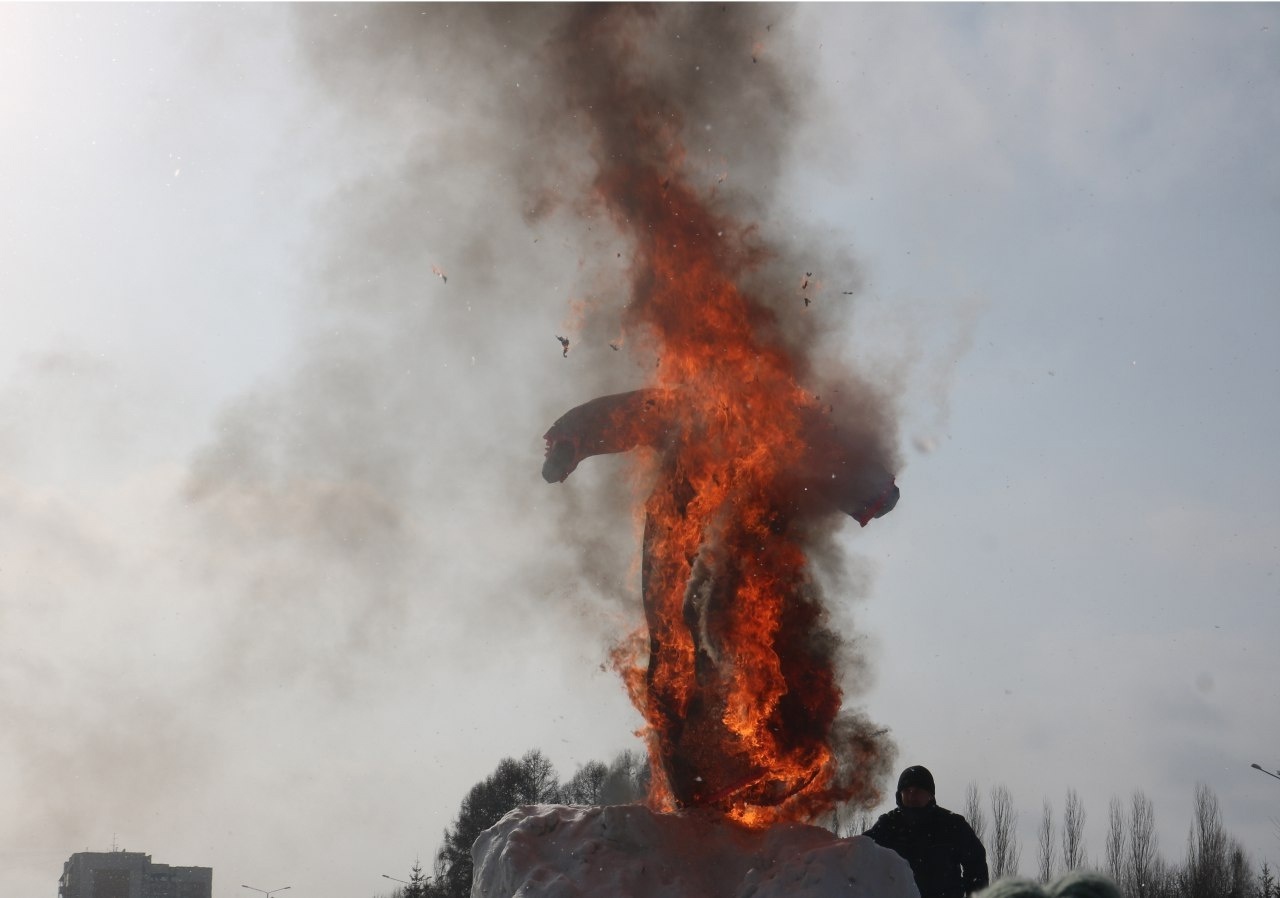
59 851 212 898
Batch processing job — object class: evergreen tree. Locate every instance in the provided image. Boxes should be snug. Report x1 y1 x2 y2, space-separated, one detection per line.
406 859 428 898
1257 861 1276 898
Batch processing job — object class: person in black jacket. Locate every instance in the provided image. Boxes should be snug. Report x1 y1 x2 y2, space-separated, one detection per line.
866 765 990 898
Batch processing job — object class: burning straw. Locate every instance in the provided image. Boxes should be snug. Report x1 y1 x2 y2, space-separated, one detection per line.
540 6 901 827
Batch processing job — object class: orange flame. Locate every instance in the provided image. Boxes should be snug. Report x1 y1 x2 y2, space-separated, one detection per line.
543 7 898 828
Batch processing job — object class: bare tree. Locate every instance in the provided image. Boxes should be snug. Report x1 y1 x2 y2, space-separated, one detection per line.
966 781 989 845
1061 788 1087 872
826 801 853 838
1146 856 1177 898
1038 798 1057 883
1184 782 1232 898
1105 795 1126 884
990 784 1021 879
1128 789 1160 898
599 748 648 805
826 802 875 838
1227 838 1251 898
1188 782 1226 893
850 808 875 836
560 760 609 805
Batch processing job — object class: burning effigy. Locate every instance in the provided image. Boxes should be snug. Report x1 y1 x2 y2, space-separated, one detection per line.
542 387 896 818
536 6 901 829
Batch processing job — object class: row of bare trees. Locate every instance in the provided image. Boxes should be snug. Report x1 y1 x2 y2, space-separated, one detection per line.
952 781 1273 898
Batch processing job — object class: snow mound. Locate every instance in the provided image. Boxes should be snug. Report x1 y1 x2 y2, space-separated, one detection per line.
472 804 920 898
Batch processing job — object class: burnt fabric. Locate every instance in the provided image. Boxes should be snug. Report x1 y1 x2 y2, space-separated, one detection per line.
866 802 989 898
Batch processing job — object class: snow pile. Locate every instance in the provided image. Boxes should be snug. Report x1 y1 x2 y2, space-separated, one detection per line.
472 804 920 898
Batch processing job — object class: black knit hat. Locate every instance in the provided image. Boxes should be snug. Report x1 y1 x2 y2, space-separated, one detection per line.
896 765 936 805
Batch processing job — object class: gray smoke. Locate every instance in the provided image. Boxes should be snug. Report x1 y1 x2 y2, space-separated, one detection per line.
179 2 899 730
0 5 907 891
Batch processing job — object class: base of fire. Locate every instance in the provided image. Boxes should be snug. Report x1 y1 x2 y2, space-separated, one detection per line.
471 803 919 898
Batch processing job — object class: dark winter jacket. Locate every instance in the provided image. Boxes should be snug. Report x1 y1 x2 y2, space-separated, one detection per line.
865 802 989 898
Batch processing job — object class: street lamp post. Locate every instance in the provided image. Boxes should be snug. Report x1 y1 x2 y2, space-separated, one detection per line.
1251 763 1280 782
242 885 292 898
381 872 428 897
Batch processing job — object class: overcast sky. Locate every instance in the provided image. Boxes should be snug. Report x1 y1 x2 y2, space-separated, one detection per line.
1 4 1277 898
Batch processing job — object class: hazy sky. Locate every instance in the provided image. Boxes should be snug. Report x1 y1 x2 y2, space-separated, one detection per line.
2 4 1277 898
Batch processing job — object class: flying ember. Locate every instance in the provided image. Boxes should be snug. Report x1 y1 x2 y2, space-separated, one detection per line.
540 6 900 827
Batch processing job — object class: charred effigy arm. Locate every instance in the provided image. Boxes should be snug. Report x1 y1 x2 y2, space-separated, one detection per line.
541 389 675 483
840 470 900 525
782 405 900 526
544 388 899 523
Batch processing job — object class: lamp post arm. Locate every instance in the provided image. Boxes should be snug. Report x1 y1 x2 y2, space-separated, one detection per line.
242 885 291 898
